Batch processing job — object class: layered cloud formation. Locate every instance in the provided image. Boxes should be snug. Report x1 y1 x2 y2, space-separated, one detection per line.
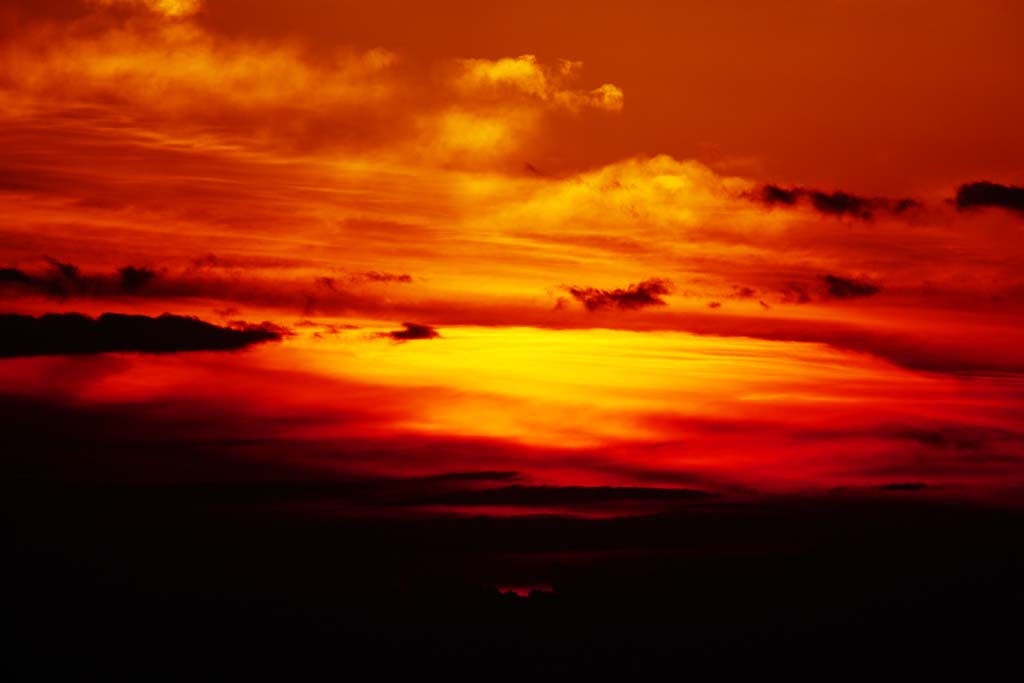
1 0 1023 503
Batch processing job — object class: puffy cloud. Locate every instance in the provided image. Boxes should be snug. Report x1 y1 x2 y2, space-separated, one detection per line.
416 56 622 164
419 107 538 163
0 10 620 168
454 55 623 112
496 155 752 233
0 20 399 132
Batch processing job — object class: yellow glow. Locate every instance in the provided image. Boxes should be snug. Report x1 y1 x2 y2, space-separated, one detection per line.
92 0 202 18
284 324 942 448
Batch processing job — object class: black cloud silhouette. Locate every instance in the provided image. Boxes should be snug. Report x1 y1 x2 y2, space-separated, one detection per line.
380 322 441 341
0 267 32 285
358 271 413 283
756 185 920 219
822 274 880 299
954 181 1024 214
404 484 712 507
0 312 286 357
879 482 929 492
2 259 159 298
566 278 672 311
118 265 157 292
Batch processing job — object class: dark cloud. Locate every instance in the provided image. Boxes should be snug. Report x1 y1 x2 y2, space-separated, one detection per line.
405 484 712 507
732 286 757 299
38 256 81 297
773 276 879 304
890 198 922 214
317 272 413 289
806 190 874 219
822 274 880 299
294 319 360 335
566 278 672 311
315 276 337 290
190 253 229 269
379 322 440 341
779 282 811 304
3 259 157 298
1 259 386 315
879 482 930 492
44 256 80 282
227 319 294 339
357 271 413 284
755 185 921 219
0 312 286 357
416 471 524 483
759 184 799 206
707 301 721 309
0 267 32 284
888 426 1023 452
954 181 1024 214
118 265 156 292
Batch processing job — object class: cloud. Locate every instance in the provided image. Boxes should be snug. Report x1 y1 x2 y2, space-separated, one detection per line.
667 313 1024 374
404 484 711 508
0 312 285 357
0 9 621 167
954 181 1024 215
566 278 672 311
755 184 921 219
759 184 799 206
769 276 879 304
416 55 623 164
822 274 880 299
118 265 157 292
501 156 747 232
732 286 757 299
806 190 876 219
44 256 80 282
0 267 31 284
2 259 159 298
90 0 202 18
779 282 811 304
415 471 524 483
0 12 401 150
879 482 930 492
454 55 623 113
379 322 441 341
355 271 413 284
0 259 394 313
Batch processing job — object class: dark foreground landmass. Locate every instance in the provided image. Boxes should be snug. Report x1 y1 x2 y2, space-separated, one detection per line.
4 395 1023 676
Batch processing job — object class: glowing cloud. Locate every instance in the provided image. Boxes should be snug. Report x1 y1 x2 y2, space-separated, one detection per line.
454 55 624 112
91 0 202 18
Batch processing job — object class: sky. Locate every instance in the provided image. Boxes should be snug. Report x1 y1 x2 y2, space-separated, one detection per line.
2 0 1024 512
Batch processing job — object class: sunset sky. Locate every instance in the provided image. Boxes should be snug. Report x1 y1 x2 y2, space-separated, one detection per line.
3 0 1024 510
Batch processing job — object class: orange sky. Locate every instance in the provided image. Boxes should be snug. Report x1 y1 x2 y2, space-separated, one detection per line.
2 0 1024 507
